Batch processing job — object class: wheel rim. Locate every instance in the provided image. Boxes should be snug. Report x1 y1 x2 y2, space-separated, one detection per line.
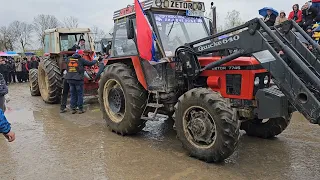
183 106 217 149
38 65 49 100
103 79 125 123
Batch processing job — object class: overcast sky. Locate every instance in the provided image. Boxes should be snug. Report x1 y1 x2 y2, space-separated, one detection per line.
0 0 309 31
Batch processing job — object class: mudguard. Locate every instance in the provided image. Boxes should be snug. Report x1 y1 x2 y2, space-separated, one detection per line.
104 56 147 89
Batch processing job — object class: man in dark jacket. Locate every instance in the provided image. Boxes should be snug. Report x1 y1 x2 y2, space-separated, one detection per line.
30 56 39 69
264 9 277 26
65 50 97 114
8 60 16 83
302 2 319 30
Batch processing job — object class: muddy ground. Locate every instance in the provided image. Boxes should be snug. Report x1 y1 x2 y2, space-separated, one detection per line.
0 83 319 180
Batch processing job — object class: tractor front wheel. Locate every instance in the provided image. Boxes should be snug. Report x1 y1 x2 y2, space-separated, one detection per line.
174 88 240 163
98 63 148 135
240 115 291 139
29 69 40 96
38 57 62 104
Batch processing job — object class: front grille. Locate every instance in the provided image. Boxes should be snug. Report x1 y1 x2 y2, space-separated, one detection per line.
226 74 242 95
254 72 270 95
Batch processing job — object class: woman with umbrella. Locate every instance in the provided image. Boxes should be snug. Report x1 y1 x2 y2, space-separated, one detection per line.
259 7 278 26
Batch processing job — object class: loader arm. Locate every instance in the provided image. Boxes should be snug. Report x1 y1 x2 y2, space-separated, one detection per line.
175 18 320 125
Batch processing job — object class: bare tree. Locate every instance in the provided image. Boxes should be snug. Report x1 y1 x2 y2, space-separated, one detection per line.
33 14 60 46
0 26 16 51
62 16 79 28
9 21 34 52
224 10 244 30
91 26 107 42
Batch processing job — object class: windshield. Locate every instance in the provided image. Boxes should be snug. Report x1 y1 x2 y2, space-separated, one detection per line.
154 14 209 56
60 33 91 51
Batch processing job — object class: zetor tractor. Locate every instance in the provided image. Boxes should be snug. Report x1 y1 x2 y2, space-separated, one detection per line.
99 0 320 162
29 28 99 103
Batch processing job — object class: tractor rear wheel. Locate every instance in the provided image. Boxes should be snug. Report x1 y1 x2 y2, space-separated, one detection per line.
38 57 62 104
174 88 240 163
29 69 40 96
98 63 148 135
240 115 291 139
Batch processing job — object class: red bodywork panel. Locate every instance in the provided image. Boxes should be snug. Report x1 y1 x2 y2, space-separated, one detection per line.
105 56 148 89
105 55 268 100
199 57 267 100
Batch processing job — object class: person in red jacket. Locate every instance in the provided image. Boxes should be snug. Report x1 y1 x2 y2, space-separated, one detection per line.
288 4 303 25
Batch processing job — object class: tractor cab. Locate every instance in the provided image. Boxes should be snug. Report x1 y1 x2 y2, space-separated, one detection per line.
112 0 209 59
43 28 95 59
111 0 214 91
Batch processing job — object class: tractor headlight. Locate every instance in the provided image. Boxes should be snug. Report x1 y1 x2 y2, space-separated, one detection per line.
254 77 260 86
264 75 269 84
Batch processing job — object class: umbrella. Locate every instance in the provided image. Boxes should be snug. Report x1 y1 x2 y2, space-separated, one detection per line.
25 52 35 56
313 25 320 32
3 51 18 56
259 7 279 17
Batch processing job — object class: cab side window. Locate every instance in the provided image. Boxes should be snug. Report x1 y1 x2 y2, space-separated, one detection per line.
112 18 137 56
44 34 50 53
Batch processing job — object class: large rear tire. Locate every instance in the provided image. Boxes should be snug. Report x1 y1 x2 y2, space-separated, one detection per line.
29 69 40 96
174 88 240 163
240 115 291 139
38 57 62 104
98 63 147 135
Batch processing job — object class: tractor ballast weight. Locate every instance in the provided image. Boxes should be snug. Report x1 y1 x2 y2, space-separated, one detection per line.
99 0 320 163
29 28 99 104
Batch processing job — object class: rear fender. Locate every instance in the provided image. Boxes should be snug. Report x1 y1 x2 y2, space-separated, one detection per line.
105 56 147 90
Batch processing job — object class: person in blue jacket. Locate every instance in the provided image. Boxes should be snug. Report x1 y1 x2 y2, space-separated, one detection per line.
0 73 15 142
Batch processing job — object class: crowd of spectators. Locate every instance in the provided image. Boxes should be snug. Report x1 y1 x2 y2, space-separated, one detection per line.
263 1 320 42
0 56 39 85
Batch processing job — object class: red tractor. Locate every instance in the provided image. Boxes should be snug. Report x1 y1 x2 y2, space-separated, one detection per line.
98 0 320 163
29 28 100 103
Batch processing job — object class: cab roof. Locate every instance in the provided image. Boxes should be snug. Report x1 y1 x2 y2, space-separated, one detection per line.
113 0 205 20
44 28 91 34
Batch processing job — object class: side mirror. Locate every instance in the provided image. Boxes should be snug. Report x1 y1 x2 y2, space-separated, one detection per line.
126 19 135 39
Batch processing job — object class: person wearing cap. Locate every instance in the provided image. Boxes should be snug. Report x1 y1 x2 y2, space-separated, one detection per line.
65 50 98 114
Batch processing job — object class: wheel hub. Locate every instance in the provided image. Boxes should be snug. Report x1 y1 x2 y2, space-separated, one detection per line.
187 110 215 145
108 88 125 114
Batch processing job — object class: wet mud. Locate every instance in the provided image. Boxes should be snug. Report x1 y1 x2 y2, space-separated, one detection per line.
1 83 319 180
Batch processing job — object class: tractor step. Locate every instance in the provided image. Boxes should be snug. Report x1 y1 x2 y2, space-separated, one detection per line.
141 112 169 121
146 103 164 108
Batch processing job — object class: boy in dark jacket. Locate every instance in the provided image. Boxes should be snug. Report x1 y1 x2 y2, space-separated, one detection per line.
65 50 97 114
0 73 15 142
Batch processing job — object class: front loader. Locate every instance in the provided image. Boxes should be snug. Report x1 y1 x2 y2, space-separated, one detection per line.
99 0 320 163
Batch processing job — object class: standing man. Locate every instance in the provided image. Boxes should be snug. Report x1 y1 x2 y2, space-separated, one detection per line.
65 50 97 114
15 59 22 83
8 59 16 83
